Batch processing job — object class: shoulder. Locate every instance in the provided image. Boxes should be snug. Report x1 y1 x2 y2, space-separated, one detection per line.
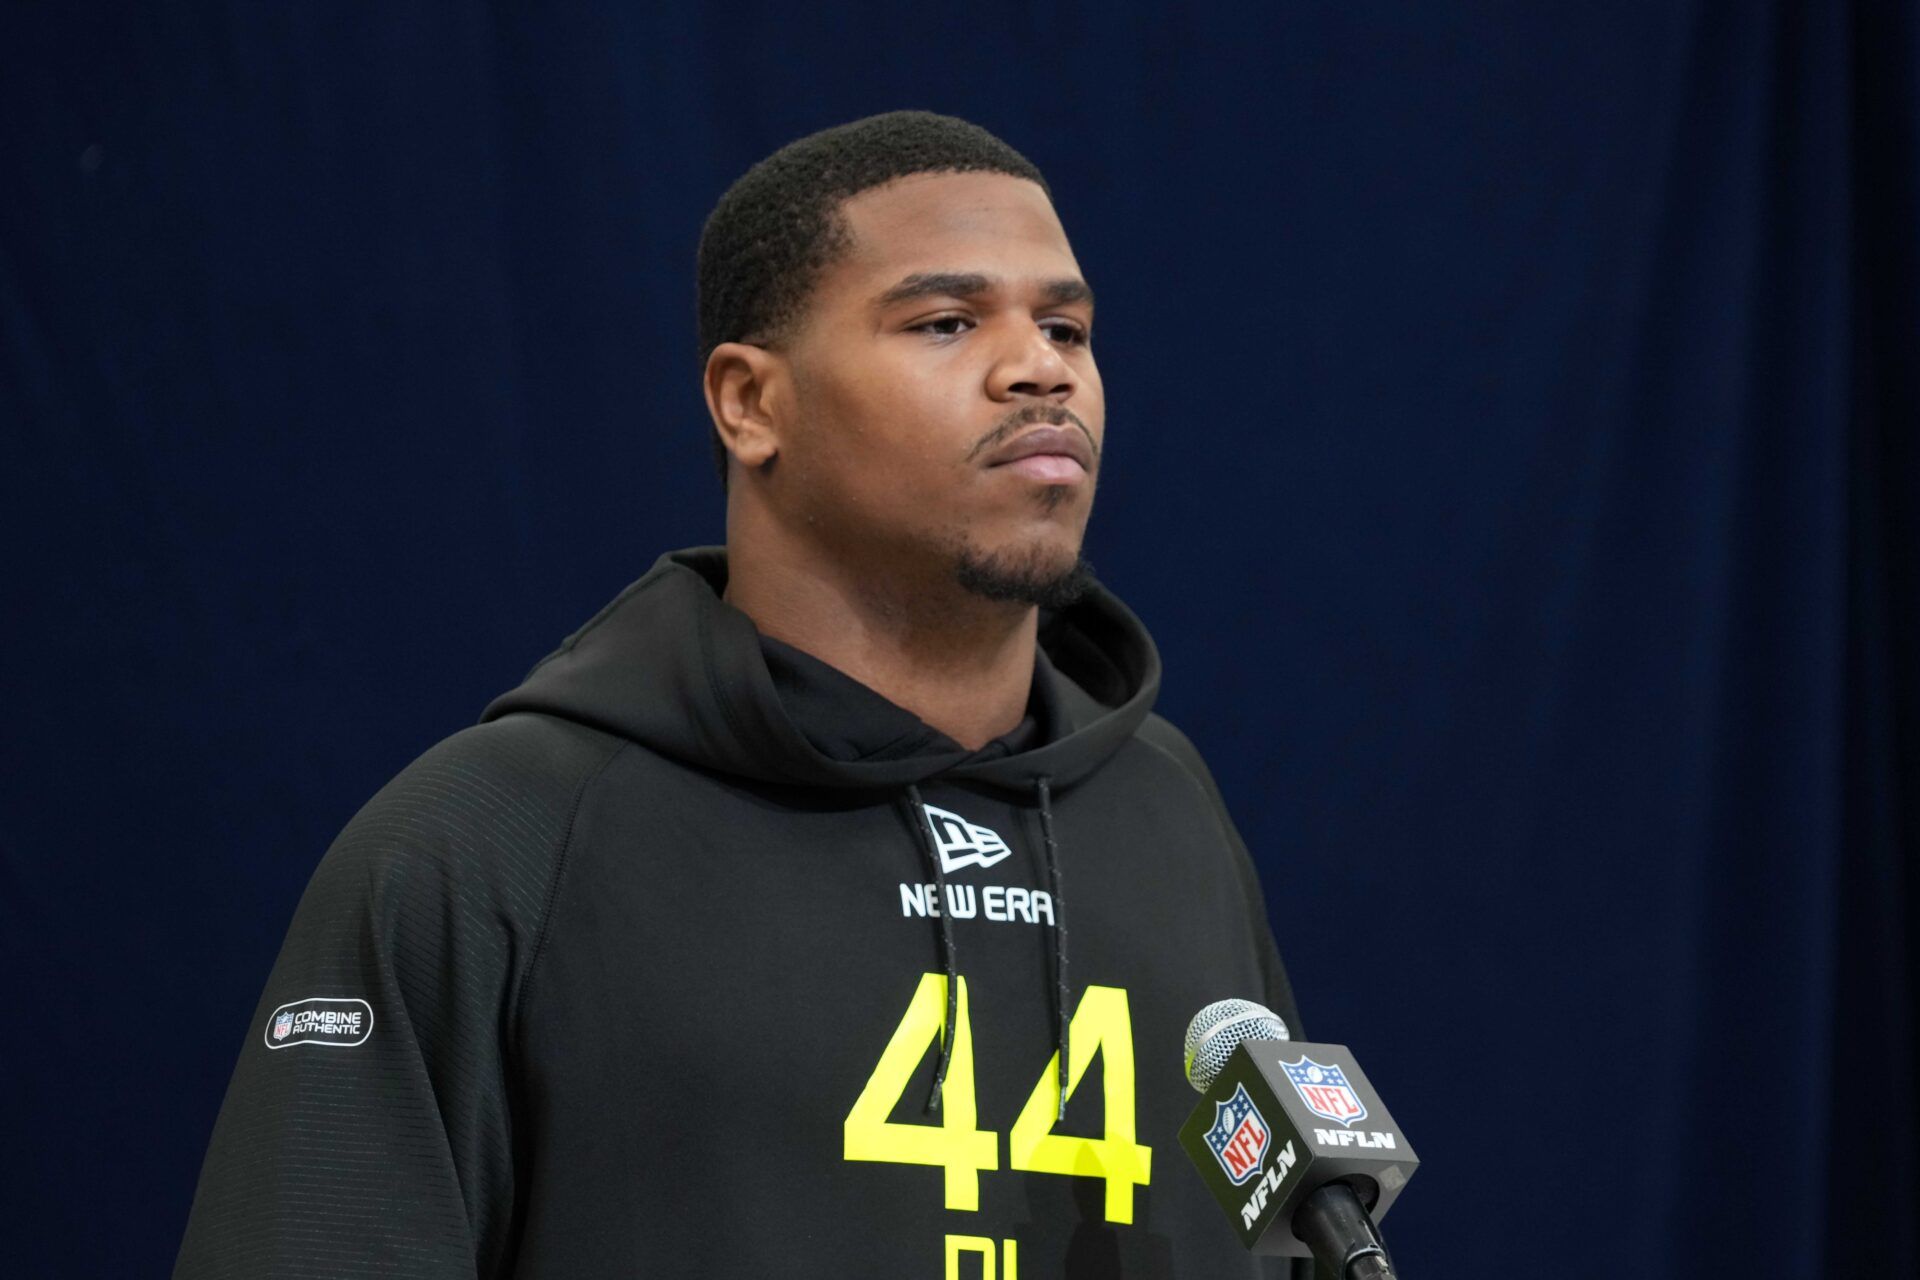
1133 712 1211 777
1129 712 1232 813
1123 712 1259 875
308 713 630 920
1131 713 1304 1032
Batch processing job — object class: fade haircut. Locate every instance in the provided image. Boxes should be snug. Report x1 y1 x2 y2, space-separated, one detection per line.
696 110 1052 486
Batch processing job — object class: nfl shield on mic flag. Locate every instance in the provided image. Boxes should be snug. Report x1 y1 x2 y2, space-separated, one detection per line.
1179 1039 1419 1257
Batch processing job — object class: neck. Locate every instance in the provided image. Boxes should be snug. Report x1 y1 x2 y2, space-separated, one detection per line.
723 530 1037 752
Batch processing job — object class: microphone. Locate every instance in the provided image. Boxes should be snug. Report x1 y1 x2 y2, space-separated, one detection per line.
1178 999 1417 1279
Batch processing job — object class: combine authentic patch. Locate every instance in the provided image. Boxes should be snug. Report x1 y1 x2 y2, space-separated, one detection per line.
264 996 374 1050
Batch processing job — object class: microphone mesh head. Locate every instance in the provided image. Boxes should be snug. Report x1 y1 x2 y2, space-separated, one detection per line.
1183 998 1290 1093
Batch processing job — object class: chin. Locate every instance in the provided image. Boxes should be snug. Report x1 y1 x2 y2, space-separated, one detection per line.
950 537 1093 609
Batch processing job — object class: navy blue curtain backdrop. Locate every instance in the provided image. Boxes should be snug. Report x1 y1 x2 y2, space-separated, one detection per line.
3 3 1914 1276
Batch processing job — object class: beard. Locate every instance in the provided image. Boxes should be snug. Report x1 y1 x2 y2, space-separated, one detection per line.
951 538 1095 609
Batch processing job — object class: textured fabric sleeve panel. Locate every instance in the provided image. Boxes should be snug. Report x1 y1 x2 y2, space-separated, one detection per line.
1136 715 1319 1280
1135 714 1306 1041
174 715 625 1280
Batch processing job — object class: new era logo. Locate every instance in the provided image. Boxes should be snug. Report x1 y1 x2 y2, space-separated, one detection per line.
921 804 1013 874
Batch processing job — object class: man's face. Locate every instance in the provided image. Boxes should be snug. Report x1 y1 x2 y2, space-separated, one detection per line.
772 170 1103 603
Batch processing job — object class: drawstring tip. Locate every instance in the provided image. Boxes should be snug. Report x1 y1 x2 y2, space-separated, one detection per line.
1054 1048 1070 1123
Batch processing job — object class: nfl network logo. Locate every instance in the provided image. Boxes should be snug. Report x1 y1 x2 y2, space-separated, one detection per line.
1282 1056 1368 1127
1204 1082 1271 1185
272 1011 294 1041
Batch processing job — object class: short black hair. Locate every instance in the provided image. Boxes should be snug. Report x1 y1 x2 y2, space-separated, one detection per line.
696 110 1052 485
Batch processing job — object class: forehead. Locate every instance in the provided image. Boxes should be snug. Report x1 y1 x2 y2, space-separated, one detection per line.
820 171 1082 305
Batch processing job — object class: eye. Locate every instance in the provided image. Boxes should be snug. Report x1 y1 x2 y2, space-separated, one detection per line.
909 315 973 338
1042 319 1090 346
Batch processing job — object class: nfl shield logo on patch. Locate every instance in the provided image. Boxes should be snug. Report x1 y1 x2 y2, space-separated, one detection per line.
1204 1082 1271 1185
1282 1056 1368 1126
273 1011 294 1041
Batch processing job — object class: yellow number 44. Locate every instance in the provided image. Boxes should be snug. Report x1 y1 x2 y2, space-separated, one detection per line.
843 974 1153 1224
1008 984 1154 1224
842 972 998 1210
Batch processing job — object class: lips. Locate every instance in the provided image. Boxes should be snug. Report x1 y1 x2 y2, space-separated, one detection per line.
982 424 1096 475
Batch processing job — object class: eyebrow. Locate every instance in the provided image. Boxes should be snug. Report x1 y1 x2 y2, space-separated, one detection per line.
870 271 1095 310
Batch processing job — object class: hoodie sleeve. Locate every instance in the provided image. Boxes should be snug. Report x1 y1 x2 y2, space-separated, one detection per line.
1139 716 1320 1280
173 717 624 1280
1137 715 1306 1040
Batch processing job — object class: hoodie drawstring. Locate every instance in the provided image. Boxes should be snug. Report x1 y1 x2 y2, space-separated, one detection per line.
1034 775 1070 1123
901 783 958 1113
899 778 1071 1123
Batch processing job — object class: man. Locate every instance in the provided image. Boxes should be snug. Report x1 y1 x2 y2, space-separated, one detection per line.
176 110 1305 1278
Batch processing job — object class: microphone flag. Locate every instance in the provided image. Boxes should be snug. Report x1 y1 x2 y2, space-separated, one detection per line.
1177 1039 1419 1256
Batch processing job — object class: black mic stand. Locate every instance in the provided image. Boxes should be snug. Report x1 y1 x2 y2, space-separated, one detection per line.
1294 1181 1397 1279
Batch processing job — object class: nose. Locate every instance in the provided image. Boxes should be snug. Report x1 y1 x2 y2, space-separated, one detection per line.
988 319 1077 403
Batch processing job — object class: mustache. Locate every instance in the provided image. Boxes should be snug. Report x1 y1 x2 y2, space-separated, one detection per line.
964 404 1100 465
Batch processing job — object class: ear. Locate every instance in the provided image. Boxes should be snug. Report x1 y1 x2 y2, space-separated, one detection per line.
703 341 787 475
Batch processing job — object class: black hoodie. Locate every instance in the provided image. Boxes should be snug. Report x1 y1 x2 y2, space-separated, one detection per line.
176 547 1306 1278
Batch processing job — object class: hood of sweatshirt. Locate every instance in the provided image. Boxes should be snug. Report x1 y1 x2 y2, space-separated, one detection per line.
481 545 1167 1114
480 546 1160 794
